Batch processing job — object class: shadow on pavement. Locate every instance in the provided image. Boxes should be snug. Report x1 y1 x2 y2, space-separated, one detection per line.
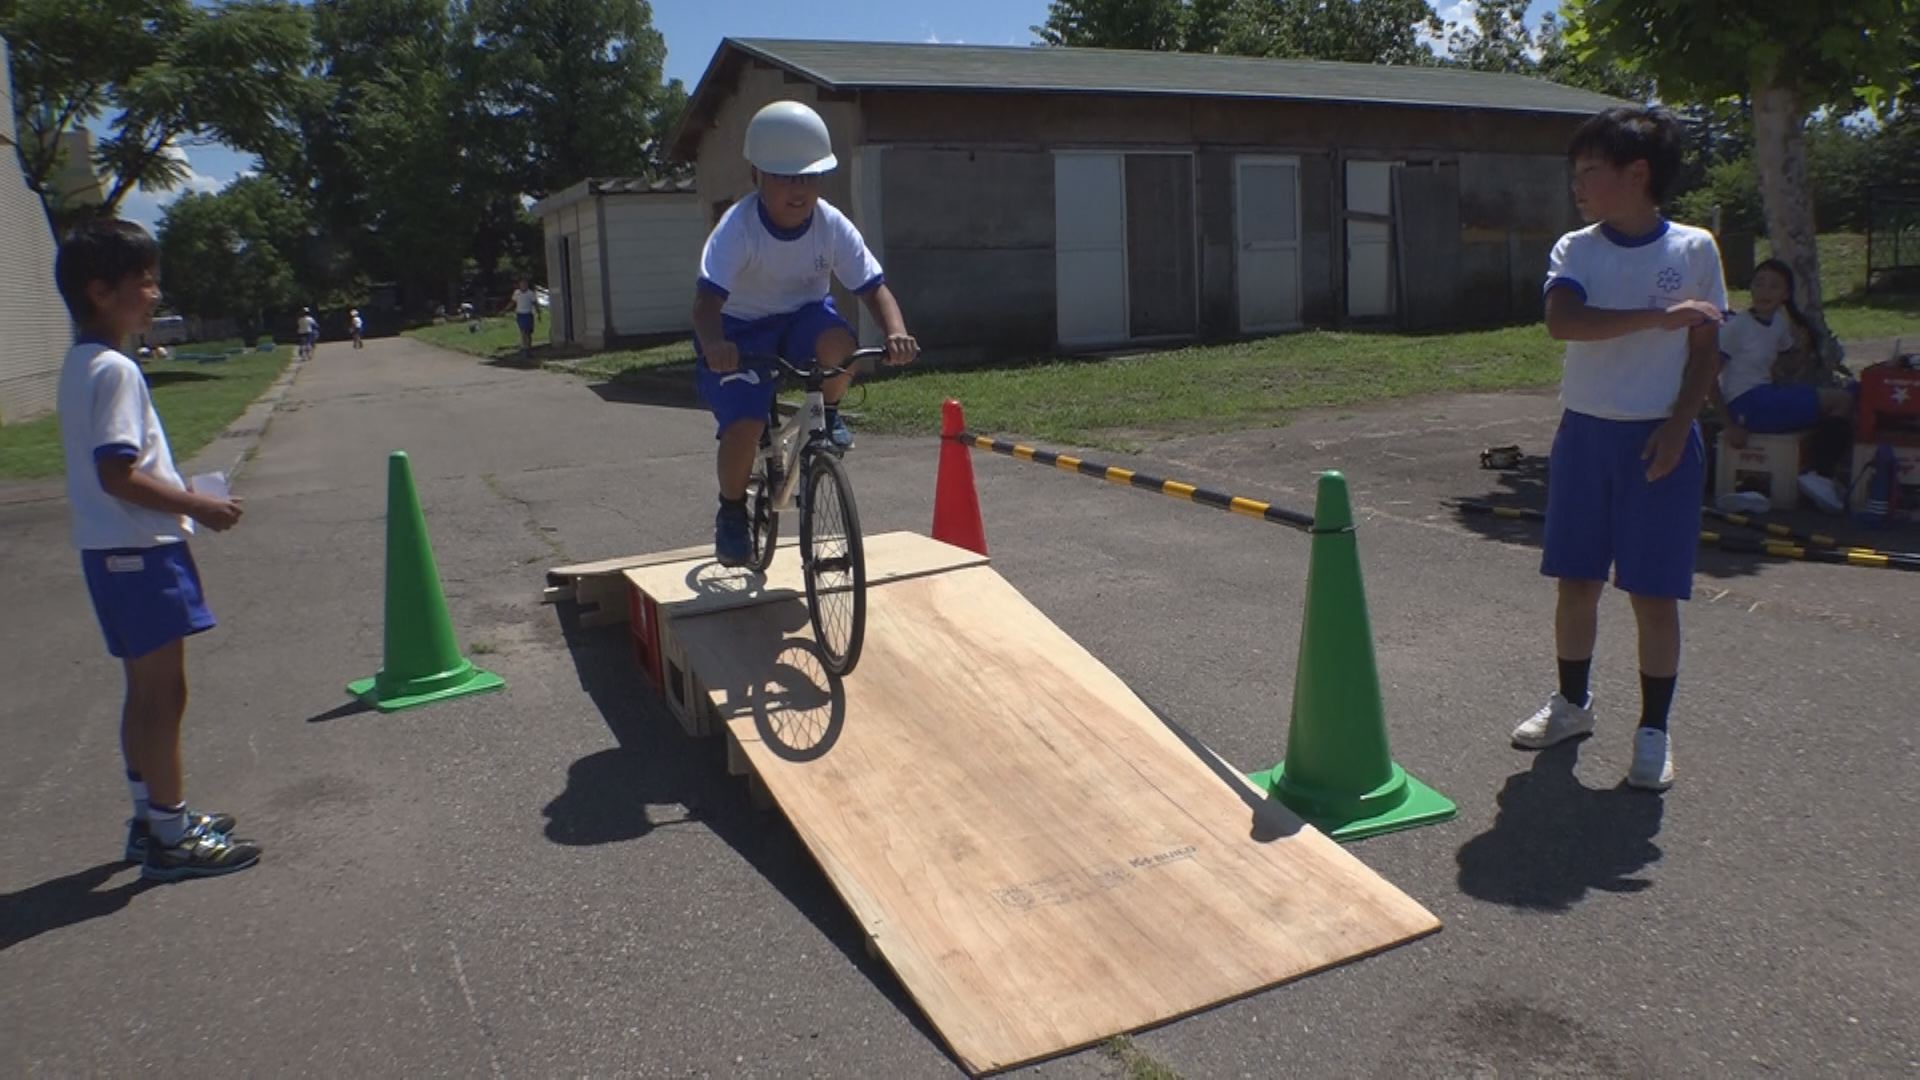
1455 742 1665 912
543 601 945 1054
0 862 155 951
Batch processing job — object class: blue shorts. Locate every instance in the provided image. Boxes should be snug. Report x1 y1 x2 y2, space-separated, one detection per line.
695 299 853 439
516 312 535 335
1542 410 1705 600
81 542 216 659
1727 384 1820 433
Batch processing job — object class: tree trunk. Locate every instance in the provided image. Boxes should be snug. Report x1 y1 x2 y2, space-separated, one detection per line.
1751 80 1841 364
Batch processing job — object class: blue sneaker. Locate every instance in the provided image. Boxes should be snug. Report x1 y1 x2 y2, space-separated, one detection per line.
715 500 751 567
826 411 855 452
126 811 237 863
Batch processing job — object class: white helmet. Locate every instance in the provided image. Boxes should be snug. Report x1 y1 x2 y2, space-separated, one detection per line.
743 100 837 176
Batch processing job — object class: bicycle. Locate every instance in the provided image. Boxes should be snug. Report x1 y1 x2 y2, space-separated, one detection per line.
721 346 888 677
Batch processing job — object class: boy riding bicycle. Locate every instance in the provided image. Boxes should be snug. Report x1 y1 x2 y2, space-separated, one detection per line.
692 100 918 567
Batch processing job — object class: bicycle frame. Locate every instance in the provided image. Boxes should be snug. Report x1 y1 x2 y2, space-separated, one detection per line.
724 347 887 510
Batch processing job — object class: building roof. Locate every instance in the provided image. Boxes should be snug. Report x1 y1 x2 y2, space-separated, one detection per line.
529 175 695 218
672 38 1630 159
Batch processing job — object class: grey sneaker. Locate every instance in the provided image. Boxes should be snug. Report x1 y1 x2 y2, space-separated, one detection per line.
125 811 237 863
1511 691 1597 749
141 823 262 882
1627 727 1674 791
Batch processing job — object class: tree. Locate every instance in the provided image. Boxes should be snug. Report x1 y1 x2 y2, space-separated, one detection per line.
1034 0 1443 65
157 175 307 339
1034 0 1190 51
1563 0 1918 360
1444 0 1531 75
1221 0 1441 65
2 0 311 227
459 0 680 199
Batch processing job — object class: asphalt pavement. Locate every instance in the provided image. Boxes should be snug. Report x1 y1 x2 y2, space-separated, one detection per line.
1 334 1913 1077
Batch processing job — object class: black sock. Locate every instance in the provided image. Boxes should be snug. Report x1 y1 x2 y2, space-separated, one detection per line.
825 405 840 426
1639 673 1677 732
719 495 745 512
1557 658 1591 708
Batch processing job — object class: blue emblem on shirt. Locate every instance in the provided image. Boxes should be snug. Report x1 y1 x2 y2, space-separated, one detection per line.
1656 267 1682 292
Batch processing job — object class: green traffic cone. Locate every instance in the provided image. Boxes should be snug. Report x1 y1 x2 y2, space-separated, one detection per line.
347 451 504 712
1249 471 1453 840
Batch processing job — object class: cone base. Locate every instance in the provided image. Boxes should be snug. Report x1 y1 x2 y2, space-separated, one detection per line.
1250 761 1455 842
348 666 504 713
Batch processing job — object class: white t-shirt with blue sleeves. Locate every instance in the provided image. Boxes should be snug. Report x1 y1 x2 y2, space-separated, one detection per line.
1717 309 1795 403
1544 220 1728 421
698 195 884 321
57 341 193 551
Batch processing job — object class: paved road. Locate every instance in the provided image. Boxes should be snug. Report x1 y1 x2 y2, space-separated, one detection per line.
2 336 1913 1077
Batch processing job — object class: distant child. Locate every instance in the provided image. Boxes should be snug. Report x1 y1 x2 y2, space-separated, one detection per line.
1707 259 1855 512
350 308 365 349
691 100 919 566
1511 106 1729 791
296 307 318 360
508 278 538 357
54 219 260 881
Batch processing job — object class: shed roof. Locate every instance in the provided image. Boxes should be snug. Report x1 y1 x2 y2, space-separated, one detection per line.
530 175 696 218
672 38 1629 160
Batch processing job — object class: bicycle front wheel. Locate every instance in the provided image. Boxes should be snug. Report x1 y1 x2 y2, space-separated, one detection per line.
746 460 779 572
800 450 866 676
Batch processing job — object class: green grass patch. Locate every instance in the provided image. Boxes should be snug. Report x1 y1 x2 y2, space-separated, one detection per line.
852 324 1564 448
405 311 553 360
1101 1036 1181 1080
0 347 292 480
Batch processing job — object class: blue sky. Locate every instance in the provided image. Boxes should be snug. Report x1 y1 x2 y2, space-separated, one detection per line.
114 0 1547 229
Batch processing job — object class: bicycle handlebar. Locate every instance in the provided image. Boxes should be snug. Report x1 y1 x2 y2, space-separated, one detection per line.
734 346 891 380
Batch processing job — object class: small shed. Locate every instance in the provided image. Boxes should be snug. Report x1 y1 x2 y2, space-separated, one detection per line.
670 39 1634 353
531 176 707 349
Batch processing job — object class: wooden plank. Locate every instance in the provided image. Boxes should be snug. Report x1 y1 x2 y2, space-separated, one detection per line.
547 539 793 584
670 566 1439 1075
621 531 988 619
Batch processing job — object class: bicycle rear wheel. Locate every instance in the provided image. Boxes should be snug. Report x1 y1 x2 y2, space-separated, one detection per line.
746 457 779 572
800 450 866 676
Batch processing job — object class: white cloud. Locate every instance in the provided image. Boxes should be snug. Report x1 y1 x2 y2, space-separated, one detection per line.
161 144 225 194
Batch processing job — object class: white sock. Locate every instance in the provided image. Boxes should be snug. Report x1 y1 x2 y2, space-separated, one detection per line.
147 801 189 846
128 772 149 823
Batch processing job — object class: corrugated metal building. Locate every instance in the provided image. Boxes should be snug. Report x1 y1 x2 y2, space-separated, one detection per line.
669 39 1629 353
532 176 708 349
0 40 74 425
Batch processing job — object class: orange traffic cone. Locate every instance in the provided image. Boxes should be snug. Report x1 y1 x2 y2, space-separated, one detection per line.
932 399 988 556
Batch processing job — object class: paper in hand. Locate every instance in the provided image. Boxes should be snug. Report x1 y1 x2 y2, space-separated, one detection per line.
190 472 230 500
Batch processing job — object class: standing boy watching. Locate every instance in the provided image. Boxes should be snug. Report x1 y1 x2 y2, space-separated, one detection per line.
692 100 918 567
55 219 262 880
1511 106 1728 791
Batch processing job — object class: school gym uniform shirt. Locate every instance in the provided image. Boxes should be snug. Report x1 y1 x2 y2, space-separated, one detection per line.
697 195 885 319
1717 308 1795 403
1543 220 1729 420
58 340 193 551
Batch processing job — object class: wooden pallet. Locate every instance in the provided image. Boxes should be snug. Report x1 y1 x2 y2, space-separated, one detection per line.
590 534 1439 1074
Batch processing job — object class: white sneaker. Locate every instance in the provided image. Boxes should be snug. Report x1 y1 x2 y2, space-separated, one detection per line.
1798 472 1845 515
1511 691 1596 748
1627 727 1674 791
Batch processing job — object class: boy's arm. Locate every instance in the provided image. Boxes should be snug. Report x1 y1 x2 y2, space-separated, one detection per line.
692 288 738 372
859 283 918 365
1642 322 1722 480
96 458 242 530
1545 287 1721 342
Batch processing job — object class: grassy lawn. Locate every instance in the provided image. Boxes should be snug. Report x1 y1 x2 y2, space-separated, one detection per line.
0 347 292 480
417 234 1916 451
404 310 697 378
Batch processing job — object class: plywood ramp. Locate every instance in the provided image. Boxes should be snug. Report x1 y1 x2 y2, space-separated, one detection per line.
653 540 1439 1075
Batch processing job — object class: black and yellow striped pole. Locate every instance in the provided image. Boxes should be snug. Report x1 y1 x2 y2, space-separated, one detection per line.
952 432 1317 532
1449 500 1920 573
